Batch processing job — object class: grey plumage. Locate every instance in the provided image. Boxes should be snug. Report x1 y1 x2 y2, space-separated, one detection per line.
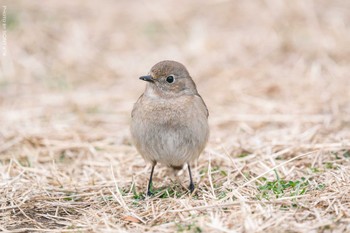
130 60 209 194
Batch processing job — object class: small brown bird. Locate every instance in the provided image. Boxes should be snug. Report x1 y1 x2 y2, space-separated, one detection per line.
130 60 209 195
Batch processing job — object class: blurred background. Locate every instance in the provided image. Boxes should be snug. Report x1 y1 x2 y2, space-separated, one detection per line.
1 0 349 152
1 1 350 230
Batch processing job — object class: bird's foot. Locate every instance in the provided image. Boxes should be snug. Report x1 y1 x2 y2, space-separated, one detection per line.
146 190 154 197
189 183 195 193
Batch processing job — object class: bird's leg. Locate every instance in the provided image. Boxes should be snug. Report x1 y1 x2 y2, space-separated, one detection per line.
187 163 195 193
147 162 156 196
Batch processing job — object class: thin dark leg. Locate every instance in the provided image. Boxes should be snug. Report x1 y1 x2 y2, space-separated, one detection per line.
147 163 156 196
188 164 195 193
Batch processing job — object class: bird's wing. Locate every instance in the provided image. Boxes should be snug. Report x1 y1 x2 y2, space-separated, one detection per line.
195 94 209 118
131 94 144 118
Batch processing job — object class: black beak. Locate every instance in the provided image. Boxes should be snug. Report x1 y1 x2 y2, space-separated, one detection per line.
139 75 154 82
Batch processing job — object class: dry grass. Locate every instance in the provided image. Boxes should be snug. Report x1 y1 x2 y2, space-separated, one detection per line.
1 0 350 232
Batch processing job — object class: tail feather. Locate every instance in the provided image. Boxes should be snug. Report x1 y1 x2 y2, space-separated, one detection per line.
170 165 183 170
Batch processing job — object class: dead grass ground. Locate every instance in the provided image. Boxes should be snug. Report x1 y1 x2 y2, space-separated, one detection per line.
1 0 350 232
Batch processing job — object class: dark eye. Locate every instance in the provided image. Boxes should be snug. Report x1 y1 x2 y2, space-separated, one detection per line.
166 75 174 83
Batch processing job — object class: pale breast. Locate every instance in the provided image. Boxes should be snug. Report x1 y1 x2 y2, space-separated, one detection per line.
130 94 209 166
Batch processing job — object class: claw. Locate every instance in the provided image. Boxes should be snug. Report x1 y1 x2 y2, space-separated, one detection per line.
189 183 195 193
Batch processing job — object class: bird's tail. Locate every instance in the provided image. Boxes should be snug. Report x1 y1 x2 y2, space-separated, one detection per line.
170 165 183 170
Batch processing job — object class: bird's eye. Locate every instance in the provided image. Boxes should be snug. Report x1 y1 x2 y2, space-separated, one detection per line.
166 75 174 83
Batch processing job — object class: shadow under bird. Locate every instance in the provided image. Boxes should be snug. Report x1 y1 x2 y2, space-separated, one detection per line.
130 60 209 196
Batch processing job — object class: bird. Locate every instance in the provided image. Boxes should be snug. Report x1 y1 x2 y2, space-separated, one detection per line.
130 60 209 196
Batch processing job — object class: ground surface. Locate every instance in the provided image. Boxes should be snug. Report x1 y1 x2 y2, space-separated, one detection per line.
1 0 350 232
